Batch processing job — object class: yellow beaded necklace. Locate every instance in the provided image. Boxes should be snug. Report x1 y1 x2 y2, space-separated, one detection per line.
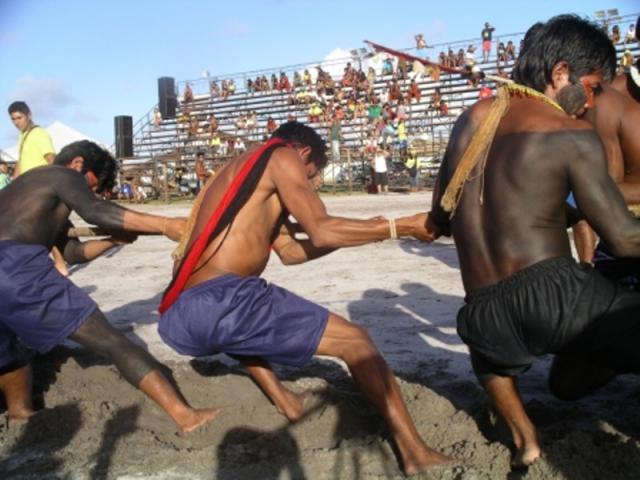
504 82 565 112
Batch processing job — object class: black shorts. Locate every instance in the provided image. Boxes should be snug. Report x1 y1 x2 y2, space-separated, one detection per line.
375 172 388 186
593 241 640 291
457 257 640 376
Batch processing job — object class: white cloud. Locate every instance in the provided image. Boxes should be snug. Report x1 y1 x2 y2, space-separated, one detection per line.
8 76 76 120
72 109 100 124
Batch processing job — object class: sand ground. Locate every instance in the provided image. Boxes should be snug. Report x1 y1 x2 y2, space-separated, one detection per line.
1 191 639 479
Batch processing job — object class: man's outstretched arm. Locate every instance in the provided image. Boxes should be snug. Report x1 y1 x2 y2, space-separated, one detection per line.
53 168 185 241
270 149 433 248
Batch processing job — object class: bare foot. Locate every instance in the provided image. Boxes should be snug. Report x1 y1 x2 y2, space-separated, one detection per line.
511 445 541 470
178 407 222 433
403 448 456 476
8 408 35 426
275 390 309 423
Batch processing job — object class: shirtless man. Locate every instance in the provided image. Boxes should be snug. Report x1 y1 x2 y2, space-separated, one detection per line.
158 121 451 475
0 140 219 432
428 15 640 468
575 83 640 286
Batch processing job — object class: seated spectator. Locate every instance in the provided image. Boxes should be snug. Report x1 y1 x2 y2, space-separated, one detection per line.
303 69 312 86
208 113 218 133
209 132 222 153
430 87 448 116
308 102 322 123
367 66 376 83
296 86 311 104
496 42 507 67
342 62 356 86
246 111 257 135
465 44 477 67
293 71 302 88
271 73 279 91
446 49 456 69
429 65 441 82
183 83 194 103
235 138 246 153
505 40 516 61
210 80 221 98
367 99 382 123
624 22 636 44
188 115 199 139
234 114 247 132
456 48 465 67
397 57 408 80
382 56 394 76
395 98 408 121
246 78 254 94
388 80 403 103
221 79 230 100
226 138 235 156
227 79 236 95
0 161 11 190
279 71 291 92
478 84 493 99
438 51 446 66
266 116 277 134
356 70 370 96
407 79 421 103
610 24 621 44
621 49 635 73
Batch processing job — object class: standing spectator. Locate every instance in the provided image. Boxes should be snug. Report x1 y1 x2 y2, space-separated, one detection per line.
194 151 208 195
624 22 636 44
8 101 55 178
183 83 194 104
505 40 517 62
414 33 428 50
330 117 342 161
8 100 65 275
210 80 221 99
266 116 278 134
0 161 10 190
621 49 635 73
153 107 162 128
404 148 420 192
496 42 507 67
407 79 421 103
396 118 408 158
610 24 621 44
372 147 389 194
481 22 495 63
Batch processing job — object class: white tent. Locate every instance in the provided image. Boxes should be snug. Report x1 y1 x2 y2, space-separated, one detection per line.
2 121 106 163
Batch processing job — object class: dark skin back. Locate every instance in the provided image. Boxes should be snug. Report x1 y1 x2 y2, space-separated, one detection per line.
0 166 181 262
431 97 640 291
0 166 125 252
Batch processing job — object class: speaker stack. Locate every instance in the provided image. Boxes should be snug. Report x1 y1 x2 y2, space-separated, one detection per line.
158 76 177 119
114 115 133 158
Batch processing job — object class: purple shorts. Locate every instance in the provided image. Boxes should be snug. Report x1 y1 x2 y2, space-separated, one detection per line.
159 274 329 367
0 241 97 368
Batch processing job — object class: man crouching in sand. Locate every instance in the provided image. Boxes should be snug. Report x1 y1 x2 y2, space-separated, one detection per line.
158 121 452 475
0 140 220 432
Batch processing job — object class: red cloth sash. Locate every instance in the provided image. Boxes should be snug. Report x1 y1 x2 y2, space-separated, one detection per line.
159 138 285 313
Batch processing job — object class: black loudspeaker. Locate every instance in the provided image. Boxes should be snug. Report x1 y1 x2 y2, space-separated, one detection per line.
114 115 133 158
158 77 177 119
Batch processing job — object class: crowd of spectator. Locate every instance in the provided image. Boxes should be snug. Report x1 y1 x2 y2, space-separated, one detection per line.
153 16 637 191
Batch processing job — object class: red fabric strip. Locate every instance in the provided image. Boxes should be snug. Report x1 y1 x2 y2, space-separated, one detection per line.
159 138 284 313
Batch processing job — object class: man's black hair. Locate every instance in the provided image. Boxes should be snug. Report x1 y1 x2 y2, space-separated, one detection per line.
54 140 118 194
512 14 616 92
271 121 328 169
8 101 31 115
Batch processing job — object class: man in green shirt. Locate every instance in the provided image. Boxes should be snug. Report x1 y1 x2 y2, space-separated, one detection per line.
8 101 55 178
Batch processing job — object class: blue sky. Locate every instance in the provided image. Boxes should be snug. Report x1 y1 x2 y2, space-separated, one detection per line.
1 0 637 148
